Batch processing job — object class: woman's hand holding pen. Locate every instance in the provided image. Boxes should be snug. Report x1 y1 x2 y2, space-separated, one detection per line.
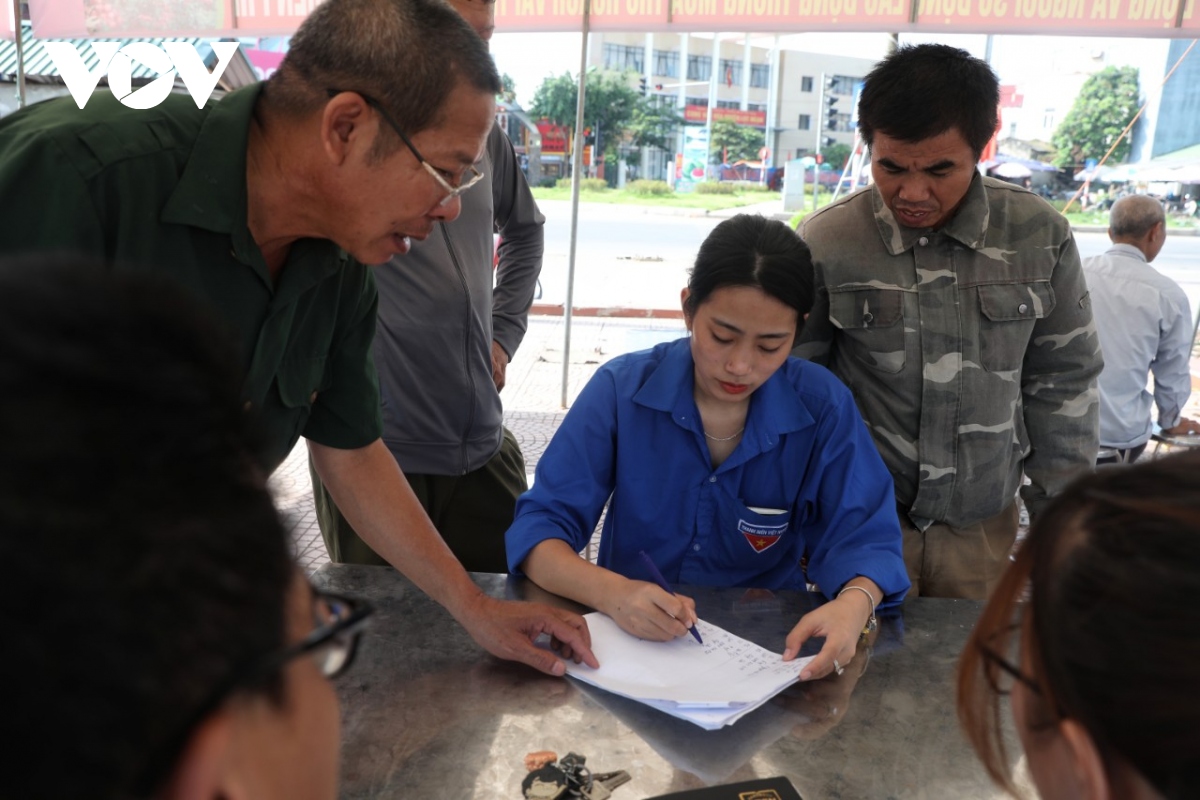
598 577 698 642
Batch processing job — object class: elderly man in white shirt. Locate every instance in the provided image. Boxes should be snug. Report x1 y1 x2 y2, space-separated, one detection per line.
1084 194 1198 464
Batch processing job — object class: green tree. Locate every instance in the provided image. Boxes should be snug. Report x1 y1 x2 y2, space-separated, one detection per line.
822 142 852 172
500 72 517 104
530 69 644 164
1051 66 1140 169
710 120 764 164
627 97 684 152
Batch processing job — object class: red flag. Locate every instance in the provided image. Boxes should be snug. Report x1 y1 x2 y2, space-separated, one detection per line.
725 66 733 88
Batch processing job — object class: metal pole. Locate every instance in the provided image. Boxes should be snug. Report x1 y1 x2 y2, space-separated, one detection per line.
705 33 720 178
561 0 591 409
12 0 27 110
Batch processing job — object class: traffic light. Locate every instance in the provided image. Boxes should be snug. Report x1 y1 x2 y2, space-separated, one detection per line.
823 136 836 148
822 75 839 131
639 77 648 93
654 83 664 91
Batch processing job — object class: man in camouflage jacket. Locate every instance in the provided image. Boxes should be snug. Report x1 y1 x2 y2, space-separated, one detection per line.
796 44 1101 599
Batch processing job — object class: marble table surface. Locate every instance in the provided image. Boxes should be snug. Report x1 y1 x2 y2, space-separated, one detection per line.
314 564 1017 799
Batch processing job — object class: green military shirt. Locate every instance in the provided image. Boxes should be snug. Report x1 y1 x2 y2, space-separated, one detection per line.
797 174 1102 528
0 86 382 471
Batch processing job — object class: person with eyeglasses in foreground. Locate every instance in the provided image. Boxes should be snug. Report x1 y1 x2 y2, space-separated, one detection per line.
0 257 370 800
506 216 909 680
958 449 1200 800
0 0 595 676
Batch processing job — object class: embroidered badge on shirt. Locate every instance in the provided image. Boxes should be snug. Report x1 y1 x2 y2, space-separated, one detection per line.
738 519 787 553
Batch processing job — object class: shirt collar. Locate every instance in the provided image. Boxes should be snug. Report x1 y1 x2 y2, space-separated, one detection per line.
634 338 814 456
872 170 991 255
1106 242 1148 263
161 84 260 240
160 84 348 293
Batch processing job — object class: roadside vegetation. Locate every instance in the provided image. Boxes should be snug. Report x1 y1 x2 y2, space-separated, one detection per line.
531 179 779 211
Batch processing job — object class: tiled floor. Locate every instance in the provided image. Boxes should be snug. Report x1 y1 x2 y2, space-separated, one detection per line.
273 316 686 574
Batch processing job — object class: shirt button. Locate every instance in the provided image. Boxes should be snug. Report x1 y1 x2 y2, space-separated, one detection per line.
243 400 252 411
862 311 874 324
1018 303 1029 314
693 544 701 551
918 236 929 246
709 476 717 483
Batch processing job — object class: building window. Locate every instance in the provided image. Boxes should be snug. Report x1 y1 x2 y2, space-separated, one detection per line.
687 55 712 81
828 74 858 95
716 99 740 109
826 112 852 132
749 63 770 88
801 76 814 92
653 49 679 78
686 96 709 108
798 114 811 130
747 102 766 112
719 59 743 86
602 43 644 73
1043 109 1056 130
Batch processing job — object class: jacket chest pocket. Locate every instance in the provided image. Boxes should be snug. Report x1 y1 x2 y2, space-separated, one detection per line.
977 282 1055 372
828 288 906 374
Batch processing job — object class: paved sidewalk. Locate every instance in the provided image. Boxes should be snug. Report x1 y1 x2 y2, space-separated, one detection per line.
275 315 686 573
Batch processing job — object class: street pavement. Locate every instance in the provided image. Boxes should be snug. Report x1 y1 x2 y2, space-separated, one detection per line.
279 200 1200 574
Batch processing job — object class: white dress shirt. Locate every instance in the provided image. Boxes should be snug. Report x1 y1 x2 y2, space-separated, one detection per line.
1084 243 1194 448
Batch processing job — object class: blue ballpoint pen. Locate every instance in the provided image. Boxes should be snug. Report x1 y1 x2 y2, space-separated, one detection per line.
638 550 704 644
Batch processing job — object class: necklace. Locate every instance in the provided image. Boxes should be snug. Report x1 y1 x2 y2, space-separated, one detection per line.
704 427 745 442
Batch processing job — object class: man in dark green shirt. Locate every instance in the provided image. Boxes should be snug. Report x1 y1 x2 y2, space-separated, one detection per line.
0 0 595 676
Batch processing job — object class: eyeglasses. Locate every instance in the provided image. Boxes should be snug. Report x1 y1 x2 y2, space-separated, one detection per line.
327 88 485 206
134 588 373 796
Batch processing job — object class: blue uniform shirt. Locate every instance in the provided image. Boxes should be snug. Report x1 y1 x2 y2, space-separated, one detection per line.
505 337 910 607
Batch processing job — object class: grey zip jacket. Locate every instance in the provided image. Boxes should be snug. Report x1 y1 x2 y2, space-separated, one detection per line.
374 123 544 475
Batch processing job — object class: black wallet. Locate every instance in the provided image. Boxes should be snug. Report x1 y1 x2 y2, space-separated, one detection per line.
643 775 803 800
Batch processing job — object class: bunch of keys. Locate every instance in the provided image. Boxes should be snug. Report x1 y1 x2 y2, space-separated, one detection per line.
520 751 631 800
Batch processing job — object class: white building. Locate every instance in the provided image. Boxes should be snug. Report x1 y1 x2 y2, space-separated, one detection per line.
588 33 879 180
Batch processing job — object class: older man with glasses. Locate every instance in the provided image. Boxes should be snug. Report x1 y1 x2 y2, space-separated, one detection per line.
312 0 546 576
0 0 595 677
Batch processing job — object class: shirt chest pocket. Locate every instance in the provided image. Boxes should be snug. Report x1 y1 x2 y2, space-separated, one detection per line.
272 356 331 455
977 282 1055 372
828 288 906 374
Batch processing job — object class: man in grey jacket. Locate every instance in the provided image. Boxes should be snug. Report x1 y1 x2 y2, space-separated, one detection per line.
312 0 544 572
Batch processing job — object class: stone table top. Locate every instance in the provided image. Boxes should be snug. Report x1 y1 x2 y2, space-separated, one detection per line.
314 564 1015 799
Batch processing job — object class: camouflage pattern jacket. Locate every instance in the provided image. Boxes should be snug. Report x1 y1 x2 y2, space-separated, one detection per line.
796 174 1102 529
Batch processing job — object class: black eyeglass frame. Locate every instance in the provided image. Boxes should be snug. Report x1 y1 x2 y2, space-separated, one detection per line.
326 87 485 206
132 589 373 797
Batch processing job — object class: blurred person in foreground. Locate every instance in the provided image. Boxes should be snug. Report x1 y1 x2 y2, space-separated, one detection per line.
1 258 367 800
1083 194 1198 465
958 449 1200 800
0 0 593 675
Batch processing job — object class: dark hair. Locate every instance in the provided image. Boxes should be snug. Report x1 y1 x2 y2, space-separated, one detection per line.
858 44 1000 159
958 450 1200 799
684 215 815 334
264 0 501 154
0 257 295 800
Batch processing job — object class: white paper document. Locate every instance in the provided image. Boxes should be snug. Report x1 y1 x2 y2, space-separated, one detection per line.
565 612 814 730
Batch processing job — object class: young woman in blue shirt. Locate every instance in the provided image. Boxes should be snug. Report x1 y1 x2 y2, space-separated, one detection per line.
506 215 909 680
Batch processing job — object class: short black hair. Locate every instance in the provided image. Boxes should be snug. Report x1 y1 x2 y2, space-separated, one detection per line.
684 214 815 335
264 0 501 149
0 256 294 800
858 44 1000 159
